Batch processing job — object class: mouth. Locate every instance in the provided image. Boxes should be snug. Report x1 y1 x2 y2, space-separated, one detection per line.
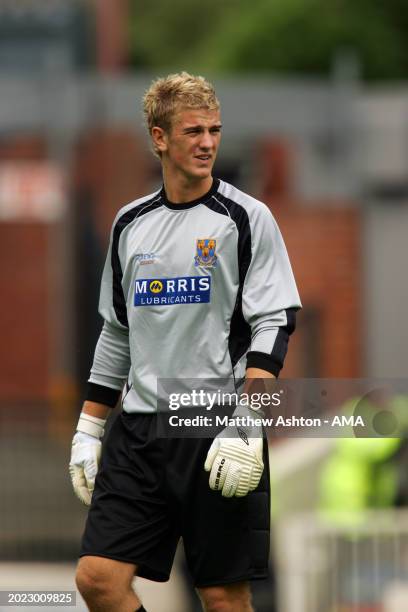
195 155 212 161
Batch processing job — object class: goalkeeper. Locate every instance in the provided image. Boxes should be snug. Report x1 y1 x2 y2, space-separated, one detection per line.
70 72 301 612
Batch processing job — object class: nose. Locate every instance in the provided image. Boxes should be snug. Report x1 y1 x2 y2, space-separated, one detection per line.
199 129 213 150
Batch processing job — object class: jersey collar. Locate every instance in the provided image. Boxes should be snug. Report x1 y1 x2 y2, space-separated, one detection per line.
161 178 220 210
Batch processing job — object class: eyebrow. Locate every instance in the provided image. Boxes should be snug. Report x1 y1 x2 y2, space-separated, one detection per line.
182 124 222 132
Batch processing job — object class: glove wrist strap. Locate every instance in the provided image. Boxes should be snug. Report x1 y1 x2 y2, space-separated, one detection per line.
232 402 263 438
77 413 106 439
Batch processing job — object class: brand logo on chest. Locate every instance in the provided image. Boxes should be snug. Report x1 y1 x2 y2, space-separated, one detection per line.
134 252 156 265
134 276 211 306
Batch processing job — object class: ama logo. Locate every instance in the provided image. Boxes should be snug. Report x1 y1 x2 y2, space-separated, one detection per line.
134 276 211 306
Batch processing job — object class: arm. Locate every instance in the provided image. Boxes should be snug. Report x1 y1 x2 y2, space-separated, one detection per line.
81 400 112 420
243 202 301 377
245 367 275 383
205 202 300 497
70 215 131 505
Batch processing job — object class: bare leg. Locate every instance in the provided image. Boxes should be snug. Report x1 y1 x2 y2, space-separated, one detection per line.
197 581 253 612
76 556 141 612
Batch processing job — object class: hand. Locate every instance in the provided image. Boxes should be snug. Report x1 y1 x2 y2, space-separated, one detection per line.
69 412 106 506
69 432 102 506
204 403 264 498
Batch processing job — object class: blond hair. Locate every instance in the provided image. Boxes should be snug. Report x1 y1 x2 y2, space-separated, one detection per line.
143 71 220 156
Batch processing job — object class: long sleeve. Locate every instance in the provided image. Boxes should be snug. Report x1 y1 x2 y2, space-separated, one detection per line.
88 320 130 390
243 204 301 376
85 215 131 407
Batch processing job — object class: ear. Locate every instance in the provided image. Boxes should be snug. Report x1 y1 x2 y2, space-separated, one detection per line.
151 126 168 154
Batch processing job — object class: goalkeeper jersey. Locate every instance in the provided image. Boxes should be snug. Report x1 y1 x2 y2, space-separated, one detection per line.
86 178 301 413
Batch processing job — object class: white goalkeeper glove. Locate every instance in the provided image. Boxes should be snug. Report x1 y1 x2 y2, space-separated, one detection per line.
204 402 264 498
69 413 106 506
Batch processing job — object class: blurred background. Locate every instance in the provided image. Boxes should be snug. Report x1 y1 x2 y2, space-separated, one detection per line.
1 0 408 610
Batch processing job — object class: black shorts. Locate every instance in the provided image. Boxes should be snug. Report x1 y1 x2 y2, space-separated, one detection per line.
80 411 270 587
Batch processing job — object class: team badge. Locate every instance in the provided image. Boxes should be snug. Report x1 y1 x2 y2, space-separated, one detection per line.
194 239 218 268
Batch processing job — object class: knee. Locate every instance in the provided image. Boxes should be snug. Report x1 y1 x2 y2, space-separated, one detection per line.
199 584 252 612
75 559 113 602
202 589 231 612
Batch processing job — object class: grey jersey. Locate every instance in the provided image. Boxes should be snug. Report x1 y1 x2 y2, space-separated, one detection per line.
86 178 301 413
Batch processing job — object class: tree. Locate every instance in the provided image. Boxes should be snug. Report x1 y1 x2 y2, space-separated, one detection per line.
129 0 408 81
129 0 230 72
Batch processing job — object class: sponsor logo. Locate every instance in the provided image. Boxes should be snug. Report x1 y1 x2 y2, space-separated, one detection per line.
149 280 163 293
214 457 225 489
237 427 249 445
134 252 156 265
134 275 211 306
194 238 217 268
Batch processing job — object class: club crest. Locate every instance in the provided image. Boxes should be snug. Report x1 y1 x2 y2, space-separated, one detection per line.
194 238 218 268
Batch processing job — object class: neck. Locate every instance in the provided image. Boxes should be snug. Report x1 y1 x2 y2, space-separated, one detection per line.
162 171 213 204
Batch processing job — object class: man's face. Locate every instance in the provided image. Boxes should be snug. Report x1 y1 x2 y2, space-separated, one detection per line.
158 107 222 181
